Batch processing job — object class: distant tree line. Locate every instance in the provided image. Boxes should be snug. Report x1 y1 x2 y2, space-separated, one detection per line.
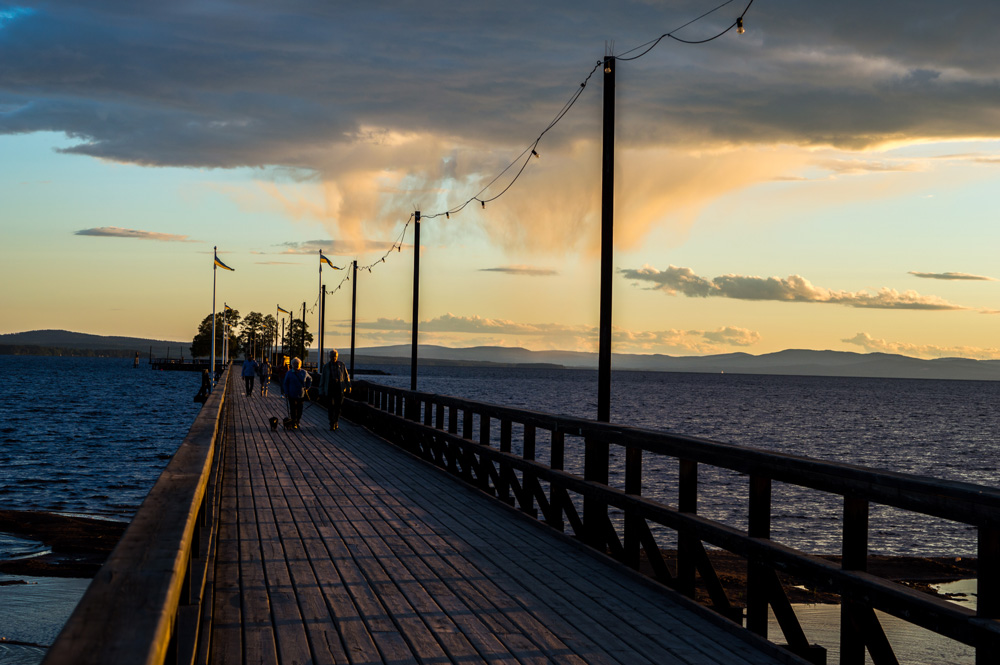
0 345 140 357
190 310 312 360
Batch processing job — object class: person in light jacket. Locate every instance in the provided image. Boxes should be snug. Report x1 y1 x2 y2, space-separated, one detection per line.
282 357 312 429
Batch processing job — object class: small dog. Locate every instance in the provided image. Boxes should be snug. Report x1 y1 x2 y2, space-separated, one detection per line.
282 417 296 430
269 417 279 431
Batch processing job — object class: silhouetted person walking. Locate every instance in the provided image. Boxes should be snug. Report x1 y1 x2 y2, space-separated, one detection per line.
242 357 257 396
319 349 351 431
282 357 312 429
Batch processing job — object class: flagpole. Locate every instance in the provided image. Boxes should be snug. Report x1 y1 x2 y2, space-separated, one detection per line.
211 246 217 383
318 249 324 372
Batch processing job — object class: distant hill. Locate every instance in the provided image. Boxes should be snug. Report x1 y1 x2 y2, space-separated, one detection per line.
353 344 1000 381
5 331 1000 381
0 330 188 358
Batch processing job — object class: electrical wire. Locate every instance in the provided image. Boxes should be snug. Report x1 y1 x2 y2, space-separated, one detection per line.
319 0 755 288
620 0 753 58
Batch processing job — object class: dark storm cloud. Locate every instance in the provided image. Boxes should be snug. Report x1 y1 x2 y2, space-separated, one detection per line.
2 1 1000 169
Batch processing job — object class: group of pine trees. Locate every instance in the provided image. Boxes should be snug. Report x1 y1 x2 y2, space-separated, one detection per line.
189 310 313 360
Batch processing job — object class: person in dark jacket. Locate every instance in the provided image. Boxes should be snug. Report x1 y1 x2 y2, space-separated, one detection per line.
282 357 312 429
195 369 211 405
275 356 289 396
258 359 272 396
318 349 351 431
241 357 258 396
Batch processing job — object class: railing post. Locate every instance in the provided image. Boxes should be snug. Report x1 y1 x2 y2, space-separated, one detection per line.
584 435 610 550
977 526 1000 665
463 408 473 440
498 419 512 503
448 405 458 434
677 460 697 597
624 444 642 569
550 430 565 532
523 424 537 518
479 414 492 493
436 402 444 430
746 475 771 637
841 496 869 665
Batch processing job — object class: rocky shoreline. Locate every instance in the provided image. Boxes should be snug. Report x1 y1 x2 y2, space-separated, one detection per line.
0 510 126 578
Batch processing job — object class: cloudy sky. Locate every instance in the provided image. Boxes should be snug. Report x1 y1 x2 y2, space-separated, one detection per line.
3 0 1000 359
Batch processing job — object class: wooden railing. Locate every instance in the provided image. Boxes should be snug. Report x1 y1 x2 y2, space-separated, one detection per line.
44 367 232 665
347 380 1000 665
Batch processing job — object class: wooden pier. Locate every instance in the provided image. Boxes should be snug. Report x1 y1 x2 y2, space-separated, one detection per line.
43 368 800 665
43 366 1000 664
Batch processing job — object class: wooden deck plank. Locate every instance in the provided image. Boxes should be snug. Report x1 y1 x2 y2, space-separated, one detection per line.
258 454 350 663
334 419 778 665
243 388 372 665
238 397 321 665
208 405 242 665
376 441 764 665
258 399 416 664
284 424 574 665
302 422 608 665
204 387 801 665
233 403 279 665
340 439 658 665
300 407 753 664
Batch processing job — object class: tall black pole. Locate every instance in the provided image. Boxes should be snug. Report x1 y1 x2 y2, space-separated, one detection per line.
585 55 615 549
597 56 615 423
350 260 358 377
302 301 307 363
410 212 421 391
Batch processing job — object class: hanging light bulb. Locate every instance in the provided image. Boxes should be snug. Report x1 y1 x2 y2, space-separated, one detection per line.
481 200 486 209
737 17 745 34
604 60 612 74
532 149 539 159
446 211 450 219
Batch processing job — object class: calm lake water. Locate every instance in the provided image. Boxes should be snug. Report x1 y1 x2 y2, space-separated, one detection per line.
0 356 203 517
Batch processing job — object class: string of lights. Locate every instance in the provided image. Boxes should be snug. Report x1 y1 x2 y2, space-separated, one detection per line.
317 0 755 292
415 0 755 221
619 0 752 58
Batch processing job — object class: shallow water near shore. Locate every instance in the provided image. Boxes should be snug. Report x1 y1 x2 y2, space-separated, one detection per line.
767 604 975 664
0 574 91 665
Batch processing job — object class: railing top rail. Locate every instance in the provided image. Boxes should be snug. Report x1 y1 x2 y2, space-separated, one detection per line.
356 380 1000 526
43 366 231 665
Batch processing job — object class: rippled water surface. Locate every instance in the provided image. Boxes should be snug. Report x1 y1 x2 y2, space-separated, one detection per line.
0 356 202 517
367 365 1000 557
